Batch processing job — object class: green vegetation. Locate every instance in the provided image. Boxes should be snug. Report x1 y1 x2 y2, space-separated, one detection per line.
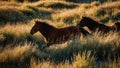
0 0 120 68
36 1 78 9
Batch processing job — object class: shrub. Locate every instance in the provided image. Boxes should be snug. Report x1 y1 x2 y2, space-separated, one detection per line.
0 8 25 23
37 1 78 9
73 51 95 68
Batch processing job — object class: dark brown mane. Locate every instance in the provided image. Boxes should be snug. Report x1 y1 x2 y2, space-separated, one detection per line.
30 20 90 48
35 20 56 29
82 17 101 24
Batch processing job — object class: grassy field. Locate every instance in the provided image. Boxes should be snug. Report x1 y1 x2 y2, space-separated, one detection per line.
0 0 120 68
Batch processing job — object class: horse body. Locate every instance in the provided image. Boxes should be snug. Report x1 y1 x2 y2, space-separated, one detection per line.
30 20 90 46
77 17 115 33
48 26 82 44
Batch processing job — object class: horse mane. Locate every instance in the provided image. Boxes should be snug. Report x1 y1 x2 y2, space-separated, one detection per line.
82 16 101 25
35 20 56 29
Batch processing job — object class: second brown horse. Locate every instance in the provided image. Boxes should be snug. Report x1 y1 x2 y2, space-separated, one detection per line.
76 17 116 33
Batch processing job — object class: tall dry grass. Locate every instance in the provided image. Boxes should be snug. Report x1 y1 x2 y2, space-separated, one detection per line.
0 23 46 47
52 1 120 24
0 24 120 67
0 1 120 24
0 43 36 62
0 1 120 68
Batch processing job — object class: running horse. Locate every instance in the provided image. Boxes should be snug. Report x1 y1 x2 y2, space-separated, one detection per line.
30 20 90 48
76 17 115 33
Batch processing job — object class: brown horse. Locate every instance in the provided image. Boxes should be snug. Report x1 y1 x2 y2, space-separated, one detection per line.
30 20 90 47
76 16 115 33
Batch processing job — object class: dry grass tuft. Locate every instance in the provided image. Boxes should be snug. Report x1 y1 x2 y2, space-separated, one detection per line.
0 43 37 62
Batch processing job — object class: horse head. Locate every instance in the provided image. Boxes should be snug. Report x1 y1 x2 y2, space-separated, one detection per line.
30 21 43 35
76 16 88 28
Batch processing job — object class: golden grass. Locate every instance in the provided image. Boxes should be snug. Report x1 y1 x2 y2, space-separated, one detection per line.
0 1 120 24
0 1 120 68
73 51 95 68
0 30 120 67
30 58 72 68
51 1 120 24
0 23 31 34
0 43 37 62
0 23 46 46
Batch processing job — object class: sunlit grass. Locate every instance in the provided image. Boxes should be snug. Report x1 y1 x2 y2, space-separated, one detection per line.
0 28 120 67
0 1 120 24
52 1 120 24
30 57 72 68
0 43 36 62
0 23 45 46
0 0 120 68
73 51 95 68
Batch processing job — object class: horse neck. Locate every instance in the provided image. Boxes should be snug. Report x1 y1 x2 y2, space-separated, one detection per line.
86 20 101 31
39 25 56 40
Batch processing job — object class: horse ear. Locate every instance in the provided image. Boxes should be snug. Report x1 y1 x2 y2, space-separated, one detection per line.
81 16 86 19
35 20 39 24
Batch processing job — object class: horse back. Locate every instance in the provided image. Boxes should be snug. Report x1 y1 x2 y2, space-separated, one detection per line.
47 26 81 43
